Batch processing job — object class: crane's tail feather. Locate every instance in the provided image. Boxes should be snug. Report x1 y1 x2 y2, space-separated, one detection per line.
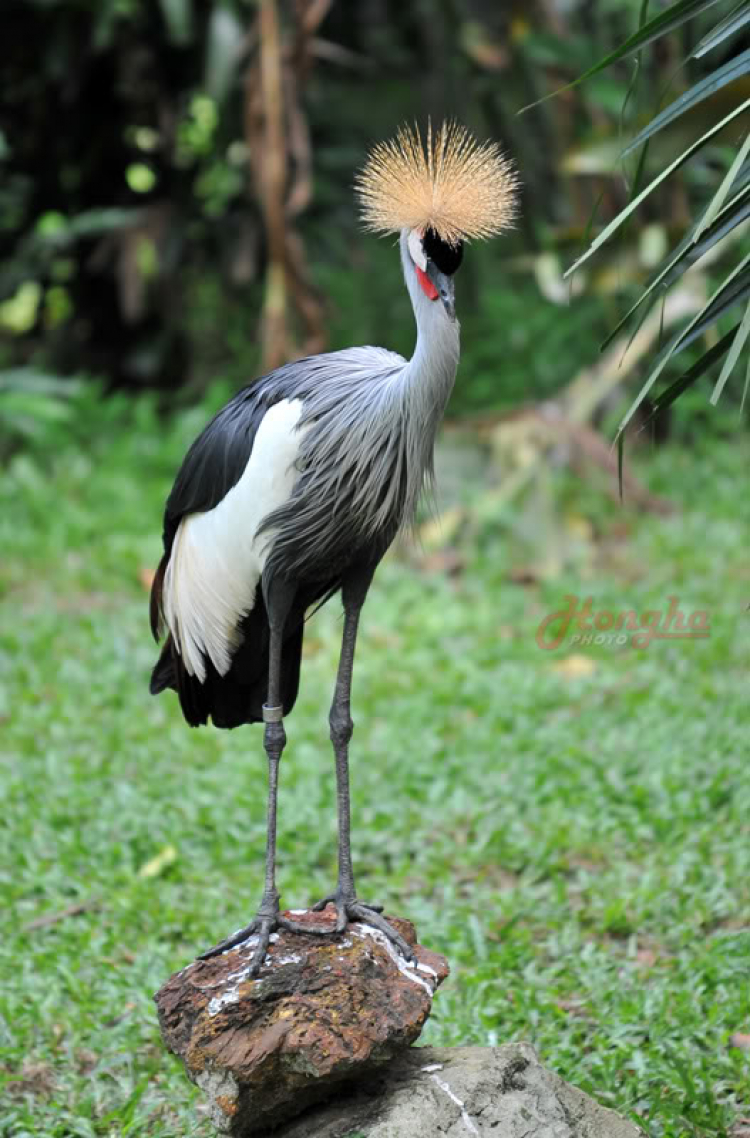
150 638 176 694
207 619 304 728
148 597 306 729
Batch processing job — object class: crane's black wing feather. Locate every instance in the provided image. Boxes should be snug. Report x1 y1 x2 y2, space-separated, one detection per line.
150 381 274 644
162 384 276 552
149 372 338 730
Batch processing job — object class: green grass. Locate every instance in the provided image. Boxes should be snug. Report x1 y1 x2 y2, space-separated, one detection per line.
0 399 748 1137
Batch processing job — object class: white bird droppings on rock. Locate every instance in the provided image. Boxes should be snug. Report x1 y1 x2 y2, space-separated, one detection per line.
206 959 261 1016
429 1071 480 1135
352 924 436 996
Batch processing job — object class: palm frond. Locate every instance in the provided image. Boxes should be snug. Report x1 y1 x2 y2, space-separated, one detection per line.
619 252 750 432
621 48 750 155
710 295 750 402
693 0 750 57
564 99 750 279
520 0 726 112
601 174 750 350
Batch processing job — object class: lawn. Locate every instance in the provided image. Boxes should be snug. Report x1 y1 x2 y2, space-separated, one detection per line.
0 396 748 1137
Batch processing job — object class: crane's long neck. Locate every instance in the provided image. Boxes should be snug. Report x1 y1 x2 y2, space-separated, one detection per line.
396 228 459 505
396 230 460 479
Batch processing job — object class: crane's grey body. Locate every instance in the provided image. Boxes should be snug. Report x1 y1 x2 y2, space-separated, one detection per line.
264 234 460 581
150 227 461 974
152 233 459 720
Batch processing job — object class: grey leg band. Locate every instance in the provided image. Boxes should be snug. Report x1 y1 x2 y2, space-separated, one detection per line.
263 704 284 724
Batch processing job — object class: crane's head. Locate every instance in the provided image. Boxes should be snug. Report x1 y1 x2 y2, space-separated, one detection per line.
404 226 463 321
355 121 518 322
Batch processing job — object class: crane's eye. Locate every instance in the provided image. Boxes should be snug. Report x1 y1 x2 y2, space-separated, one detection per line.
423 228 463 276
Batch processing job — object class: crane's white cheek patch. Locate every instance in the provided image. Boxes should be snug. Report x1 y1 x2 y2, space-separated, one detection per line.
407 227 427 270
163 399 307 681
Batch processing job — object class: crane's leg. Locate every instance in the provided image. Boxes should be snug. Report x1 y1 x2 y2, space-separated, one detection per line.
311 566 415 963
199 576 326 974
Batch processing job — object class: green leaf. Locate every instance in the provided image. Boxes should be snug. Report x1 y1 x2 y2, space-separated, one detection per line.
204 7 244 105
564 98 750 279
658 268 750 367
66 207 144 240
617 252 750 434
666 188 750 280
137 844 178 878
1 392 73 428
99 1076 150 1127
732 154 750 192
693 129 750 241
619 0 652 149
601 181 750 350
519 0 725 112
674 263 750 354
693 1 750 57
0 368 79 397
621 49 750 155
740 348 750 413
710 295 750 402
648 322 739 417
158 0 193 45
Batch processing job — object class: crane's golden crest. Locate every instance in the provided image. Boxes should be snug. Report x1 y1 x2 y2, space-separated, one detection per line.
355 121 518 246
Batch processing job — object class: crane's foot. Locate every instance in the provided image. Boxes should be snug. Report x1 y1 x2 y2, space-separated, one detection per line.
197 890 416 975
197 890 330 977
311 890 417 964
198 914 271 976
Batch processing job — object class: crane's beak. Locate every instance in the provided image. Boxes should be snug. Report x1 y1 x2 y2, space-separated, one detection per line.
426 261 456 321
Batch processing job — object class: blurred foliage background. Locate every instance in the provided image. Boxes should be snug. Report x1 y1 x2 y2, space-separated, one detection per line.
2 5 750 1134
1 0 749 457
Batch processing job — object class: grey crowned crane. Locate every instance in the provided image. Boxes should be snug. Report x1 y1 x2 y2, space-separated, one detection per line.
150 122 517 974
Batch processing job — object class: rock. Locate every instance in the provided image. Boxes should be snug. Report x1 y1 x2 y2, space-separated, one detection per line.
276 1044 646 1138
154 909 448 1135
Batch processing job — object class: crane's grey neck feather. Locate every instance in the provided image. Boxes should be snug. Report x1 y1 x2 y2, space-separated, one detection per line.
398 228 461 469
261 229 460 579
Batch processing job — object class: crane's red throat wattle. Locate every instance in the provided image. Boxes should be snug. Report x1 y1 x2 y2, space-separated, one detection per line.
415 264 439 301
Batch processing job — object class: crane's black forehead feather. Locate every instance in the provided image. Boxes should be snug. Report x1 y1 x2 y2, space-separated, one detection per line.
423 228 463 276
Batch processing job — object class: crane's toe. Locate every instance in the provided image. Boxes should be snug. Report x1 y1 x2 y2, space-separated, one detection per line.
311 893 414 963
312 893 384 916
198 916 268 973
197 889 298 974
347 903 416 963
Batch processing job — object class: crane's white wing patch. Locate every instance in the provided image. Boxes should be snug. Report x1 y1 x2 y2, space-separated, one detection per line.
163 398 305 681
